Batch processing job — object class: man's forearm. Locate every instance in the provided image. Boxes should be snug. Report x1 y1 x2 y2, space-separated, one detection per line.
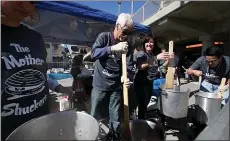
54 84 63 93
55 85 72 95
47 76 59 91
91 47 111 60
187 68 195 75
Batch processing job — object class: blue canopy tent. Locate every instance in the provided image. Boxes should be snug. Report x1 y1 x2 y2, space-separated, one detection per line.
24 1 151 46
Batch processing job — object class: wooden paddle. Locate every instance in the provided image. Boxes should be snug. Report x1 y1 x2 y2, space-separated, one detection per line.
121 53 131 140
217 78 227 99
165 41 175 89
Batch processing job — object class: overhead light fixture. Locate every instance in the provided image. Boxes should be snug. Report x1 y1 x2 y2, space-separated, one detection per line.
215 42 224 45
70 17 78 31
23 9 40 26
186 42 224 49
158 19 168 26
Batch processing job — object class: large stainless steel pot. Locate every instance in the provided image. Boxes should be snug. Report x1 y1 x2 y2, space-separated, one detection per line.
129 119 165 141
6 111 99 140
157 85 190 119
194 92 222 125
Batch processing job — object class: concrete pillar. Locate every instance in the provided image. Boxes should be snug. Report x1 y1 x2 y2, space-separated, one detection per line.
199 35 214 56
223 32 230 56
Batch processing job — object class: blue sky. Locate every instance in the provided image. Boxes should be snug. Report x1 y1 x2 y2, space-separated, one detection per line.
76 1 146 16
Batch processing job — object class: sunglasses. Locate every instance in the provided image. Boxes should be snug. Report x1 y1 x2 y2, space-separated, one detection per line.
122 29 131 36
206 60 217 64
117 24 132 35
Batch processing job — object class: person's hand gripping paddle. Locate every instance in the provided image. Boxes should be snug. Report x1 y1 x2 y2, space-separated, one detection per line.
217 78 227 100
165 41 175 89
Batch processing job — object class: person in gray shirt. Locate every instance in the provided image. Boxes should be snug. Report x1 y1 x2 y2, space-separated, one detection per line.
188 46 230 105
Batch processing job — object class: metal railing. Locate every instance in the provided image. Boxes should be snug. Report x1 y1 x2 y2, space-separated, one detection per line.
47 62 71 70
132 1 174 23
47 61 95 71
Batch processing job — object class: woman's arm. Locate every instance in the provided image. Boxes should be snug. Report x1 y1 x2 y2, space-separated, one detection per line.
138 61 150 70
136 51 149 70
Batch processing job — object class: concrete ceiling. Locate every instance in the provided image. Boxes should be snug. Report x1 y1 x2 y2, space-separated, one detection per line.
150 1 230 44
170 1 230 22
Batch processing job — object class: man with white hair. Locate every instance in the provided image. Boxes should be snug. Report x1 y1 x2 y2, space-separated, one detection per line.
90 13 134 140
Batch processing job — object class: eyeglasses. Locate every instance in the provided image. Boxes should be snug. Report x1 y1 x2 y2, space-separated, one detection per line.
118 24 132 35
206 60 217 64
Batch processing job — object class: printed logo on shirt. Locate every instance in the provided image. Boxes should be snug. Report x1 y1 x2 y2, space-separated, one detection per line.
1 43 47 117
2 43 45 70
204 73 220 84
5 69 45 100
1 95 47 117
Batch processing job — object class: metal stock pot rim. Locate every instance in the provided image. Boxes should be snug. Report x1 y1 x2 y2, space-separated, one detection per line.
6 111 99 140
196 92 221 99
159 85 191 93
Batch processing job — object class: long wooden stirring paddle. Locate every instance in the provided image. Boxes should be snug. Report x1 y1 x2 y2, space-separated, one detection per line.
217 78 227 99
121 53 131 140
165 41 174 89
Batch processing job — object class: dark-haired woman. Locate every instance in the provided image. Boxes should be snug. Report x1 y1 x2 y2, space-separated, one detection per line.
188 46 230 106
134 35 172 119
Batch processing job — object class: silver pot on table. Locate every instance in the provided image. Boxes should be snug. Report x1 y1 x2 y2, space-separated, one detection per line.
194 92 222 125
157 85 190 119
7 111 99 140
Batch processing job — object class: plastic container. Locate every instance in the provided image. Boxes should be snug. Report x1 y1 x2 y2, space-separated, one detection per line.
59 96 71 111
152 78 166 97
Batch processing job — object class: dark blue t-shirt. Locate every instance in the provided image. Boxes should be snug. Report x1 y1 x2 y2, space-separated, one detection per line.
1 24 49 140
135 51 158 81
91 32 133 90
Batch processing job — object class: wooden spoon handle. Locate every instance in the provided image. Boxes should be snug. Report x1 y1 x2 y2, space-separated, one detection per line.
165 41 174 89
217 78 227 99
122 53 131 140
